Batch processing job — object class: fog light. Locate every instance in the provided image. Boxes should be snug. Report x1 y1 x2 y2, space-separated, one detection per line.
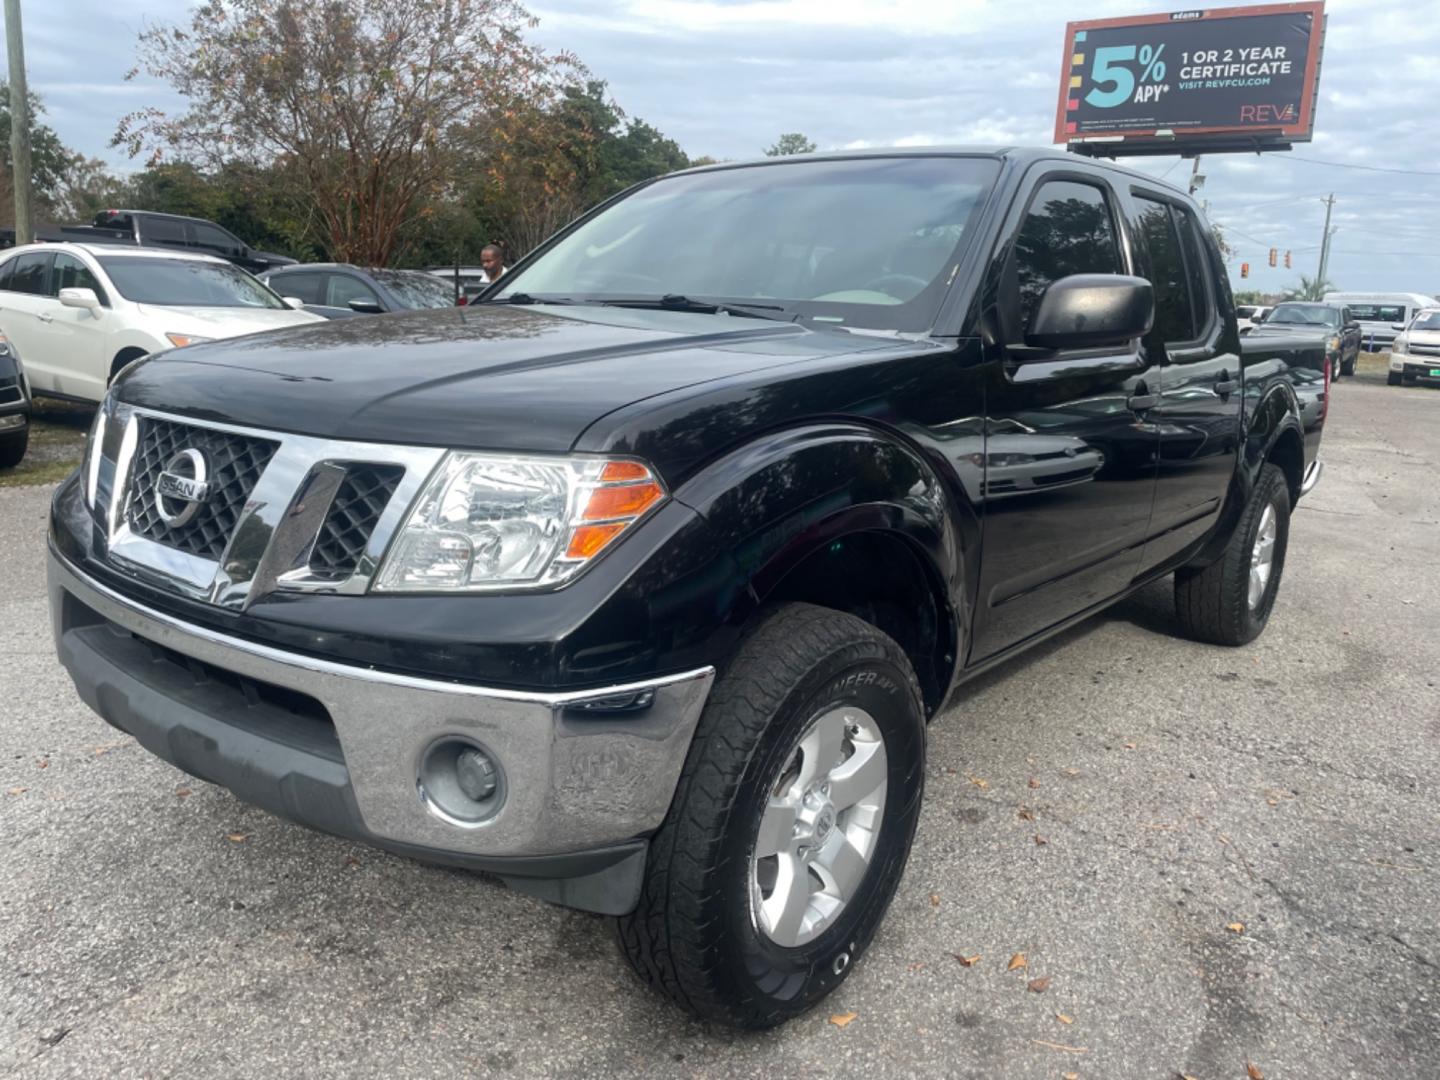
417 738 505 826
455 746 498 801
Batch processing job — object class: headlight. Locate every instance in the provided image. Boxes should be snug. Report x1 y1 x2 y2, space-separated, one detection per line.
1391 337 1407 354
83 405 109 510
1327 336 1341 352
164 332 213 349
374 454 665 592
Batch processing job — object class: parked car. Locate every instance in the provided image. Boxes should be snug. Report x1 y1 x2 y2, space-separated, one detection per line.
261 264 458 317
1236 303 1272 332
1246 300 1360 376
426 266 490 304
1323 291 1435 352
51 147 1326 1029
1388 308 1440 386
0 243 324 403
3 210 298 276
0 329 30 468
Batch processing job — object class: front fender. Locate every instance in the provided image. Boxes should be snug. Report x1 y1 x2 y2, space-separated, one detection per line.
673 422 970 668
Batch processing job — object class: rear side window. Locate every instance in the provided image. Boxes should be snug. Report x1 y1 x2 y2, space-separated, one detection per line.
0 257 15 291
142 217 188 246
51 252 109 305
192 223 241 257
1010 180 1123 335
8 252 52 295
268 272 326 305
1346 304 1404 322
1174 206 1215 335
326 274 381 309
1135 196 1195 343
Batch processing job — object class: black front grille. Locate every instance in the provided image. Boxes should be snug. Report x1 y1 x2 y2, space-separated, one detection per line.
0 383 22 406
308 464 405 579
127 418 278 560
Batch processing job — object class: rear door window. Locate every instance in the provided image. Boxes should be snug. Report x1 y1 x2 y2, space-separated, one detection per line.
141 217 189 248
1135 196 1196 344
1174 205 1216 337
7 252 53 295
268 272 326 305
191 223 241 258
0 256 16 292
326 274 382 309
1009 179 1124 336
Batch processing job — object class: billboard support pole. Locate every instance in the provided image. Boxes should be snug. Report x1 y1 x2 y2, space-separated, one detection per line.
1316 193 1335 286
4 0 35 245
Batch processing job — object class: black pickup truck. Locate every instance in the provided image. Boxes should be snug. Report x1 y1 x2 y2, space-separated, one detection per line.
48 147 1325 1028
1 210 296 275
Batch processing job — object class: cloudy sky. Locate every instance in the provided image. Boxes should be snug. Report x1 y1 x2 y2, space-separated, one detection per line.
6 0 1438 294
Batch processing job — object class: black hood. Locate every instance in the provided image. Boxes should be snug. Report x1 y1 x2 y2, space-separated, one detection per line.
113 305 887 453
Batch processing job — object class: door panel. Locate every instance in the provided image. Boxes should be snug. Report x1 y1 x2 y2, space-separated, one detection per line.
971 173 1161 661
1132 196 1241 570
39 253 111 401
0 252 56 392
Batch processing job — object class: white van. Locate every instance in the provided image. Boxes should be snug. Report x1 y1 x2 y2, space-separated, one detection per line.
1323 292 1436 351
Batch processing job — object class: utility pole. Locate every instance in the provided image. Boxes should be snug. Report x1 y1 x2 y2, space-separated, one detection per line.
3 0 34 244
1316 193 1336 288
1187 155 1204 196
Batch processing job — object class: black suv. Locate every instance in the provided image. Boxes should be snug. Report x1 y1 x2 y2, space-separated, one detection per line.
87 210 297 275
260 264 457 317
49 148 1325 1028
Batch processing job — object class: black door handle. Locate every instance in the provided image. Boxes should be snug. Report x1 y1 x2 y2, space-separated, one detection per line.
1127 384 1158 411
1215 370 1238 396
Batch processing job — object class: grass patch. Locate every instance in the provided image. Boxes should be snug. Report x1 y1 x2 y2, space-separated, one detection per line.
0 397 94 489
1356 350 1391 373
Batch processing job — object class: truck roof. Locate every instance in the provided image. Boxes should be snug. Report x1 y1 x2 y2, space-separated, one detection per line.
673 145 1189 196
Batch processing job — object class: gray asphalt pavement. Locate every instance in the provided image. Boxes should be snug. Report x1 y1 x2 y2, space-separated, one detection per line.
3 369 1437 1078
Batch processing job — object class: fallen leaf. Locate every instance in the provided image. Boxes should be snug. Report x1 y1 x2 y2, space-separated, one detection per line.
1063 767 1080 777
1028 777 1041 789
1123 742 1136 750
1007 953 1027 971
1031 1039 1088 1053
829 1011 858 1029
1028 976 1051 993
967 775 990 790
930 893 941 907
907 961 927 972
1266 798 1279 807
1018 807 1035 822
344 855 362 869
36 758 49 770
226 833 249 843
1179 1074 1201 1080
175 787 192 799
1063 1073 1079 1080
1056 1013 1074 1025
8 787 27 796
1035 835 1048 846
1247 1063 1265 1080
1227 922 1245 934
953 953 980 967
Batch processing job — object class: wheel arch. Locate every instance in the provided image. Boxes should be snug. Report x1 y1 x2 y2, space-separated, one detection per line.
109 345 150 385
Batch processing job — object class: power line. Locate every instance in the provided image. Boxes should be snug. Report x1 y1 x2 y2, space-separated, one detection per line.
1284 155 1440 177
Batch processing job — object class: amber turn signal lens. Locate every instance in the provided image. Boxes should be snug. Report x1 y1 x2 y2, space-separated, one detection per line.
599 461 650 482
582 481 664 521
566 522 627 560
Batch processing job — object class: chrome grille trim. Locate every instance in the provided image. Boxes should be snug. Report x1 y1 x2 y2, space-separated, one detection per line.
95 404 446 609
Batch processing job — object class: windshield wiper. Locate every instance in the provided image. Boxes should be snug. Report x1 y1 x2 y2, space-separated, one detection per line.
481 293 576 305
598 294 790 321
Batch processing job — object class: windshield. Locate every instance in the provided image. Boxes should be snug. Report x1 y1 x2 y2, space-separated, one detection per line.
100 257 285 309
495 156 1001 331
374 270 455 310
1267 304 1339 328
1411 311 1440 331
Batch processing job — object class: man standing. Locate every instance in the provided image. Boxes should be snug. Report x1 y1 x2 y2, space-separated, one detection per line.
481 244 507 284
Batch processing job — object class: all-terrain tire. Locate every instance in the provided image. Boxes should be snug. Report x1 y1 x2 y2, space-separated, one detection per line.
0 427 27 469
615 602 926 1028
1387 371 1403 386
1174 462 1291 646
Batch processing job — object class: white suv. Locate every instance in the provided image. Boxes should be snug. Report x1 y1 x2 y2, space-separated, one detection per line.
0 244 324 403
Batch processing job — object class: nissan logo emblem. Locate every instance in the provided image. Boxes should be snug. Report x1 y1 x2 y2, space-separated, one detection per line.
155 448 211 527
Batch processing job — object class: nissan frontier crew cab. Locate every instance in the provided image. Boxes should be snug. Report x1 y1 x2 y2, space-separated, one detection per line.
49 148 1326 1029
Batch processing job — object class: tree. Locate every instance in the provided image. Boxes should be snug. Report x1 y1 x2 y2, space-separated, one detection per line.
765 133 816 157
1 81 82 210
1284 274 1335 301
116 0 575 266
1210 223 1236 263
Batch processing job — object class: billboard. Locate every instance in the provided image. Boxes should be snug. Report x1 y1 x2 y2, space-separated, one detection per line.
1055 2 1325 151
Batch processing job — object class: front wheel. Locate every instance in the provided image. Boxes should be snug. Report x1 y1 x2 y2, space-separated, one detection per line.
1387 370 1403 386
1341 355 1356 377
1174 462 1291 646
616 603 925 1028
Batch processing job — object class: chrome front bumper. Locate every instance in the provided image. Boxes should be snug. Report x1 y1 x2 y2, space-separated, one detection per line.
49 549 713 861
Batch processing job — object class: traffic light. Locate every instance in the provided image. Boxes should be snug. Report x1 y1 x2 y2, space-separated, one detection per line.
1284 250 1292 269
1241 262 1250 278
1268 248 1278 267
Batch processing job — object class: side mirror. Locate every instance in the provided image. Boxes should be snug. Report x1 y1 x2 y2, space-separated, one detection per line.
1024 274 1153 352
282 296 306 310
1392 323 1408 332
347 298 384 314
58 287 102 313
